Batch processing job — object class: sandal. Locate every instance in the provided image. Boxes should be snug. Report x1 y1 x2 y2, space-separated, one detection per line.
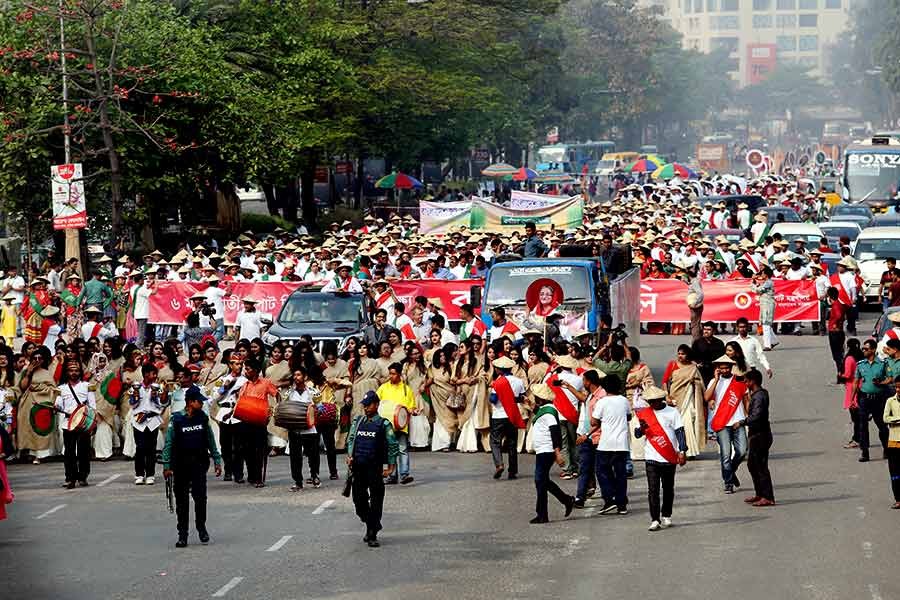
843 441 859 449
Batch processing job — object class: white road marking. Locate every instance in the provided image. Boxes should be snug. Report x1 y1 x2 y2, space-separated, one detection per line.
869 583 883 600
97 473 121 487
312 499 334 515
266 535 292 552
862 541 873 560
212 577 244 597
34 504 66 520
856 505 867 519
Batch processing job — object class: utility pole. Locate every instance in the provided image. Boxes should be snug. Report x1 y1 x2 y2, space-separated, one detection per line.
59 0 81 275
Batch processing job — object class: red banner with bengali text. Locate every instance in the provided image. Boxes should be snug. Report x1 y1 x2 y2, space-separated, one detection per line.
148 279 482 325
640 279 818 323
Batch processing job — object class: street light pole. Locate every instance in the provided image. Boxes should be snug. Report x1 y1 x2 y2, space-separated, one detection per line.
58 0 81 275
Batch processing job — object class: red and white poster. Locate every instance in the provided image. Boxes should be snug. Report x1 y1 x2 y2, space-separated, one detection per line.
50 163 87 229
746 43 777 86
640 279 818 323
148 279 482 325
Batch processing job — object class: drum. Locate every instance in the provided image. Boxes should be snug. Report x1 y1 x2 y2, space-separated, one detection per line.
68 404 98 434
316 402 338 426
274 401 316 430
29 403 56 437
233 395 269 427
393 405 410 431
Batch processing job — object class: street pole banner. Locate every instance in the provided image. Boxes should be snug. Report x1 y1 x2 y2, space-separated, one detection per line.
509 190 576 210
148 279 482 325
639 279 818 323
50 163 87 229
418 200 472 234
469 197 582 231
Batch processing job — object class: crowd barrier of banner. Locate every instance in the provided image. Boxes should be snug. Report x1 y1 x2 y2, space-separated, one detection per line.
148 279 482 325
640 279 819 323
419 196 582 234
508 190 577 210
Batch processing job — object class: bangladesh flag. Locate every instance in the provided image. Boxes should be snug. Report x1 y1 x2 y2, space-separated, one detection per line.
99 369 124 406
30 403 55 436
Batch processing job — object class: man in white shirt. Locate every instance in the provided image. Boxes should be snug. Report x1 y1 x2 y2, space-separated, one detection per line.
553 355 586 479
736 201 752 230
286 367 320 491
488 357 527 480
55 359 97 487
590 373 632 514
573 369 606 508
321 263 363 293
703 355 749 494
234 297 264 341
729 317 772 378
130 272 153 347
130 363 167 485
203 276 228 340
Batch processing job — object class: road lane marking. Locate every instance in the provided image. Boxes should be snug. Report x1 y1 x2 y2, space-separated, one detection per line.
34 504 66 520
266 535 292 552
869 583 883 600
856 505 867 519
312 499 334 515
212 577 243 597
862 541 873 559
97 473 121 487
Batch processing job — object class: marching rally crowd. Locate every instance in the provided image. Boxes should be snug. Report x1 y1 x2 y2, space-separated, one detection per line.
1 172 899 548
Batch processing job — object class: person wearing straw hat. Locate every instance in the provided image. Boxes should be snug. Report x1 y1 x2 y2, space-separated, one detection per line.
488 356 527 480
528 383 575 523
40 305 63 350
234 297 264 342
321 262 363 293
633 385 687 530
0 292 16 345
703 354 749 494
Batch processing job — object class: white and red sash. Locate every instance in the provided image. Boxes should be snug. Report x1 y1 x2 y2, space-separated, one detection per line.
333 275 351 291
636 406 680 463
545 372 579 422
885 328 900 342
829 273 852 306
374 290 393 309
710 377 747 432
492 375 525 429
90 322 103 338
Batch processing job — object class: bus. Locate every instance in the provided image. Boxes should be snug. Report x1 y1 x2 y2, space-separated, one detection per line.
535 140 615 173
842 135 900 211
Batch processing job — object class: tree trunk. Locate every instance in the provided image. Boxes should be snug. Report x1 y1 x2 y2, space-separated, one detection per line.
263 183 280 216
215 183 241 233
299 162 317 232
354 150 367 210
279 182 299 224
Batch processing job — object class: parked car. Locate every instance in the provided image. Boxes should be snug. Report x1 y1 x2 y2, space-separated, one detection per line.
852 226 900 303
769 222 824 246
819 221 863 250
872 213 900 227
829 204 874 227
757 206 801 224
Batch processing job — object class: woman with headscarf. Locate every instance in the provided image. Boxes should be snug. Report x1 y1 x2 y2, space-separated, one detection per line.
423 343 459 452
661 344 706 457
88 349 118 460
16 346 60 464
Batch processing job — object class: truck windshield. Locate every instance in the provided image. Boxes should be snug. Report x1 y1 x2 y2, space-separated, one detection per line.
485 264 591 305
279 295 361 324
854 239 900 262
844 151 900 202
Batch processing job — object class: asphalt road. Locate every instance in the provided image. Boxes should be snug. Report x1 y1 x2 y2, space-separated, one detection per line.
2 320 898 600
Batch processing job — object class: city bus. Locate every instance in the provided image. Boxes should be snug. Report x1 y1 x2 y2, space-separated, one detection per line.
842 135 900 211
536 140 615 173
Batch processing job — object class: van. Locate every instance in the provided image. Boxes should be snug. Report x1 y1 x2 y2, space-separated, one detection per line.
852 227 900 302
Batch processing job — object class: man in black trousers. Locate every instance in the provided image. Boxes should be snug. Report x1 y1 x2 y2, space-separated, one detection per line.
744 369 775 507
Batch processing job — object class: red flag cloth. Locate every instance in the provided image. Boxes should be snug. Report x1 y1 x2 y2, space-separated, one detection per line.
636 407 681 464
830 273 852 306
710 378 747 432
545 372 579 422
491 375 526 429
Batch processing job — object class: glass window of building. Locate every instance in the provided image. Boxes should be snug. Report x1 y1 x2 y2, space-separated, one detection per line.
721 0 739 10
798 35 818 51
753 14 773 27
711 36 739 52
776 0 795 8
798 13 817 26
799 0 817 7
752 0 771 8
776 13 797 26
707 0 718 9
825 0 840 7
694 0 704 11
776 35 797 51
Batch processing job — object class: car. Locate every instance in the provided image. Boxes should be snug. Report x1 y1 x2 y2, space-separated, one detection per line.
702 228 746 245
757 206 801 224
872 213 900 227
819 221 863 250
262 289 372 351
769 222 825 247
696 195 765 227
852 226 900 302
829 204 874 227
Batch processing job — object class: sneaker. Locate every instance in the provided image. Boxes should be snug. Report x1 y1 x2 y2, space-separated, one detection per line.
724 484 734 494
145 476 155 486
572 499 585 509
616 507 629 515
661 517 672 528
330 474 339 481
290 484 302 492
198 529 210 544
311 477 321 489
175 537 187 548
367 538 380 548
599 502 618 514
305 478 314 485
559 472 574 480
78 480 89 487
135 476 145 485
648 520 662 531
384 477 398 485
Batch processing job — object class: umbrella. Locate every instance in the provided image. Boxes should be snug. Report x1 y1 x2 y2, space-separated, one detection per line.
628 159 658 173
508 167 538 181
375 172 423 189
644 154 665 167
535 171 575 184
652 162 697 180
481 162 519 177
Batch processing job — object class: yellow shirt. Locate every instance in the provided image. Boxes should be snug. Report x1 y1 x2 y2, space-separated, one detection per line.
377 380 416 433
884 394 900 445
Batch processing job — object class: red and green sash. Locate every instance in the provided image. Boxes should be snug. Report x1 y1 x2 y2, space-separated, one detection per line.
459 318 486 342
636 406 680 463
545 372 578 422
499 321 520 337
333 275 351 291
492 375 525 429
710 378 747 432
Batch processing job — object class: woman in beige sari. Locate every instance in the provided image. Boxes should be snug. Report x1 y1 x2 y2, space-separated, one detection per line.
264 341 292 453
662 344 706 457
16 346 60 463
423 343 459 451
625 347 656 461
402 342 431 448
89 351 118 460
453 338 484 453
118 345 144 458
322 343 351 450
350 342 385 421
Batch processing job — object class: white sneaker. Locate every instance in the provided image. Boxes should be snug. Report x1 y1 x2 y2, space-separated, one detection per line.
661 517 672 528
145 476 155 485
648 520 661 531
134 476 145 485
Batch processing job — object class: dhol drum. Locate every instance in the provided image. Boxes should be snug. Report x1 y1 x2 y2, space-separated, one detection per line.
393 405 410 431
233 395 270 427
274 401 316 430
68 404 99 435
29 403 56 437
316 401 338 426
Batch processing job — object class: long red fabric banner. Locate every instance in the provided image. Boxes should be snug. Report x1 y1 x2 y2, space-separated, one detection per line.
148 279 482 325
640 279 818 323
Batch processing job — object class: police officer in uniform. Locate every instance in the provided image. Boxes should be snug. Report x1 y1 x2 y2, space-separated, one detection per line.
345 391 399 548
162 386 222 548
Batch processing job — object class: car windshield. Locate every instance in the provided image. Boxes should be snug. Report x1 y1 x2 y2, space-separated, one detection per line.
279 295 361 324
766 209 800 223
821 226 860 241
485 264 591 305
853 238 900 261
833 205 872 217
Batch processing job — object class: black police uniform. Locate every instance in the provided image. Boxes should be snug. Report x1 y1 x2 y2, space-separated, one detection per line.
162 405 222 541
349 415 395 543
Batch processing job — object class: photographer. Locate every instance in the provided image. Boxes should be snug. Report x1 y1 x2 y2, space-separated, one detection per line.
591 327 633 384
182 311 217 350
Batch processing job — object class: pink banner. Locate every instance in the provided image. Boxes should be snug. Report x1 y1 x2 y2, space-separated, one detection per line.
640 279 819 323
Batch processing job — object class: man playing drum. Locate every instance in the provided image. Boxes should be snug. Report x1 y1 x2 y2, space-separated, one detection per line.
376 363 417 485
55 360 97 489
